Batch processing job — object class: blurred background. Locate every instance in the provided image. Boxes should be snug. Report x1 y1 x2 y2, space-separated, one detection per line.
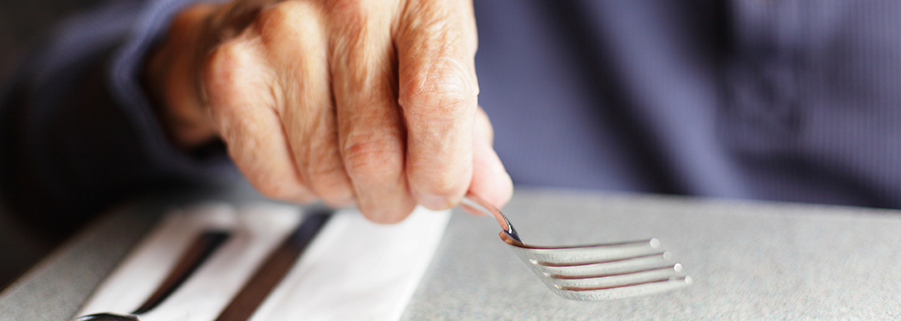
0 0 103 72
0 0 103 291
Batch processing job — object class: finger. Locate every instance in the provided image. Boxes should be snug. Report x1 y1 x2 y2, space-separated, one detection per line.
203 34 315 203
257 2 355 207
396 0 480 210
469 107 513 211
328 1 416 223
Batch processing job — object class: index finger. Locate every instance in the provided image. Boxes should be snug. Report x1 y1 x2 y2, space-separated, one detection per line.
396 0 479 210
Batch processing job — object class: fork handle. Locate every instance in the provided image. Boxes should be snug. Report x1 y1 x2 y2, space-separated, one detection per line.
461 193 521 242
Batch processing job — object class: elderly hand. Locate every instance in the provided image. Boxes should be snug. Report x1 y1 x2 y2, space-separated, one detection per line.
144 0 512 223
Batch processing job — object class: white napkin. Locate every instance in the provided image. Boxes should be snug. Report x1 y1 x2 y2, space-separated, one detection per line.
75 202 450 321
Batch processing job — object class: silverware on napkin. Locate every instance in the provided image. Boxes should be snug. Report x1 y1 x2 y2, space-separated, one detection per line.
74 230 231 321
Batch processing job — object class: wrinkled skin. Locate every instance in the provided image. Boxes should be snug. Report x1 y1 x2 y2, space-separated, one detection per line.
145 0 513 223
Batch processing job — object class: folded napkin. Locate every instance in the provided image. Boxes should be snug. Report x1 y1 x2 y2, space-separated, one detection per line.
75 202 451 320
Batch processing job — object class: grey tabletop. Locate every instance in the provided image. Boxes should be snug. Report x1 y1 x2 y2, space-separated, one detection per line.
2 184 900 320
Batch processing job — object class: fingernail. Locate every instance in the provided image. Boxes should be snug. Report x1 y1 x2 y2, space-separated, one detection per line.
416 191 453 210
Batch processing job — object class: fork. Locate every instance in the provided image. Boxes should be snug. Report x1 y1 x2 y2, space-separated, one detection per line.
460 193 692 301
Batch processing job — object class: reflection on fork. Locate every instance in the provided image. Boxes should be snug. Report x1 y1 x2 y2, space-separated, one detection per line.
461 193 692 301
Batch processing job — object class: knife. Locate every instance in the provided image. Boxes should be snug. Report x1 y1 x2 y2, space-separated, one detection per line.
215 208 333 321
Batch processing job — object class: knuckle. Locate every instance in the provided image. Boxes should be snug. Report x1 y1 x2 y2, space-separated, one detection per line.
255 2 309 35
204 40 251 89
326 0 366 20
252 2 326 71
342 135 403 183
400 58 478 121
202 42 262 123
202 39 277 112
257 2 296 27
324 1 368 53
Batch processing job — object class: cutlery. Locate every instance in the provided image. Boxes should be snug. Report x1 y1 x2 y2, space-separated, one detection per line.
74 230 231 320
214 208 332 321
461 193 692 300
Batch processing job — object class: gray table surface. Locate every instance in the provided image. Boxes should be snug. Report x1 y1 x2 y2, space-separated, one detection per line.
2 184 900 320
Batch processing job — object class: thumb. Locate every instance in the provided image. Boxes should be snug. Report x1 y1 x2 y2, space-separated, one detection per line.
468 107 513 210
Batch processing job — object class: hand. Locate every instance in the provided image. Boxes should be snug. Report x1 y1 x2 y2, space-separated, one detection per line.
145 0 512 223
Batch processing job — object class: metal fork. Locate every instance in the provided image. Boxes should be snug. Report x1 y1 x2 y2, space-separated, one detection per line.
460 193 692 301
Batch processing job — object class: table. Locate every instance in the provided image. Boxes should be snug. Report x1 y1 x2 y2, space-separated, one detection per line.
2 182 900 320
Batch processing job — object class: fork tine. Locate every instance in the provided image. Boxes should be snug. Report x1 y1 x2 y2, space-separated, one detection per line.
462 193 691 300
512 238 662 265
548 264 684 288
553 277 692 301
506 239 692 300
526 252 676 277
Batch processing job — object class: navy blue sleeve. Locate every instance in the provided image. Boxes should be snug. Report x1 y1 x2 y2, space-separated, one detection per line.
0 0 235 236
